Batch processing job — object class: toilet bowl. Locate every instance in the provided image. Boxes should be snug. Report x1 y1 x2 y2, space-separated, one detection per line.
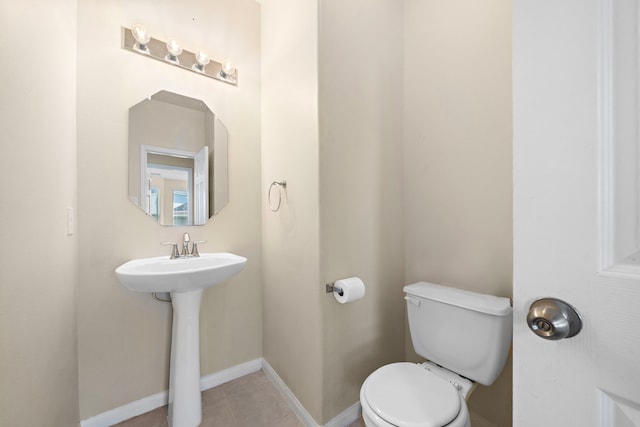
360 362 470 427
359 282 512 427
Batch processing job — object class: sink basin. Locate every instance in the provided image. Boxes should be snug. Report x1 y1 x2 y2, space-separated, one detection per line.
115 252 247 293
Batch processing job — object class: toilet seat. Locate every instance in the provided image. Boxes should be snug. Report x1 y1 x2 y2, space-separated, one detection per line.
361 363 469 427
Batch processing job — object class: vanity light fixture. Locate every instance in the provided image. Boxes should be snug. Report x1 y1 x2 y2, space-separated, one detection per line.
121 25 238 86
165 38 183 64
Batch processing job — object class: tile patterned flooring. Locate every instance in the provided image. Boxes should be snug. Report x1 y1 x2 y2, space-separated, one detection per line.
114 370 365 427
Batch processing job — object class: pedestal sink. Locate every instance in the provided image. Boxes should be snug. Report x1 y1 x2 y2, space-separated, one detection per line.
115 253 247 427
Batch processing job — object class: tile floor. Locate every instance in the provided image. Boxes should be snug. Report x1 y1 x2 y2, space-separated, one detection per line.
114 370 365 427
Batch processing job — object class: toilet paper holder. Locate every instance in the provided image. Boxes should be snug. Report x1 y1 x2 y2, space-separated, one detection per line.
325 282 344 296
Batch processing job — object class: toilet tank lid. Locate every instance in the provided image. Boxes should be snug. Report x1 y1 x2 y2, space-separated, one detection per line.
404 282 512 316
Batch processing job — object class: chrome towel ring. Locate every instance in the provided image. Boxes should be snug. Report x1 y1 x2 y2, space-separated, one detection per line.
268 180 287 212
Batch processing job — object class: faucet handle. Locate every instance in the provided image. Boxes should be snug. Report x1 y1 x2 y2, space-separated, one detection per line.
161 242 180 259
191 240 207 257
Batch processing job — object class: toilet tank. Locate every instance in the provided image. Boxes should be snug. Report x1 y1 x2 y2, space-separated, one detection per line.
404 282 512 386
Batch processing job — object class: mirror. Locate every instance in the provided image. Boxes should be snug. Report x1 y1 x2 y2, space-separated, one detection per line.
128 91 228 225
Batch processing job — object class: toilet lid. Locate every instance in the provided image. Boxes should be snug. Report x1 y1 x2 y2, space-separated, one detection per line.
363 363 461 427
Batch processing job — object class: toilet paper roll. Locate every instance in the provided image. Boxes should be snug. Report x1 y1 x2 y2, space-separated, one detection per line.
333 277 365 304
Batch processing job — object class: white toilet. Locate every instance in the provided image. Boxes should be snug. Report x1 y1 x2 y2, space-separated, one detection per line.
360 282 512 427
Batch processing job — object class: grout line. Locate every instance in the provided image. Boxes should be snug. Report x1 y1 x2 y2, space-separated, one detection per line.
223 397 239 427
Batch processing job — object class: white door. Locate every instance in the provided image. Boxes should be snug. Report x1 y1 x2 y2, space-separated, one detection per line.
514 0 640 425
193 145 209 225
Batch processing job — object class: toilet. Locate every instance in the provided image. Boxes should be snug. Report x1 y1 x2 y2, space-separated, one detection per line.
360 282 512 427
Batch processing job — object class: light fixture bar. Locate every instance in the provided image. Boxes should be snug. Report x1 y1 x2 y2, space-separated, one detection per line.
121 26 238 86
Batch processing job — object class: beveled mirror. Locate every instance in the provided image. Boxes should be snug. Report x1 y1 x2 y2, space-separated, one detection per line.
128 91 228 225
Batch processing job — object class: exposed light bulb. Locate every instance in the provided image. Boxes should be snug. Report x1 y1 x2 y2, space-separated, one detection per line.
131 24 150 54
219 60 236 80
165 39 182 64
192 50 210 72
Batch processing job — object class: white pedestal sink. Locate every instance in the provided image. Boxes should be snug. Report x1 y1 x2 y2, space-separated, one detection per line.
115 253 247 427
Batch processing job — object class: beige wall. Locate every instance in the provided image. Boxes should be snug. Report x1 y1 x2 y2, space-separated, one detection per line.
261 0 324 421
76 0 262 419
0 2 513 425
318 0 406 423
0 0 80 426
403 1 513 426
264 2 512 425
262 1 406 423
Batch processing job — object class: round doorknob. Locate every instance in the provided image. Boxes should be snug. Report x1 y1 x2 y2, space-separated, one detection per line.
526 298 582 340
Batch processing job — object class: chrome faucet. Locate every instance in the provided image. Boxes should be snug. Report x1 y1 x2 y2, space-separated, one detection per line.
181 232 191 256
162 233 206 259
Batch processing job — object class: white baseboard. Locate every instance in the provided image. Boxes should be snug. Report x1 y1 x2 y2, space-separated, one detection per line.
261 359 320 427
80 358 360 427
80 358 262 427
80 389 169 427
324 402 361 427
199 358 263 391
261 359 362 427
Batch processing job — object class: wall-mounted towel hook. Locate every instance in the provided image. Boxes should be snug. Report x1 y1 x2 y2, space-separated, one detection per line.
268 180 287 212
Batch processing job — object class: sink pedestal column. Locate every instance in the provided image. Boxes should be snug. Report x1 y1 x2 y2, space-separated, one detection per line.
168 289 203 427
